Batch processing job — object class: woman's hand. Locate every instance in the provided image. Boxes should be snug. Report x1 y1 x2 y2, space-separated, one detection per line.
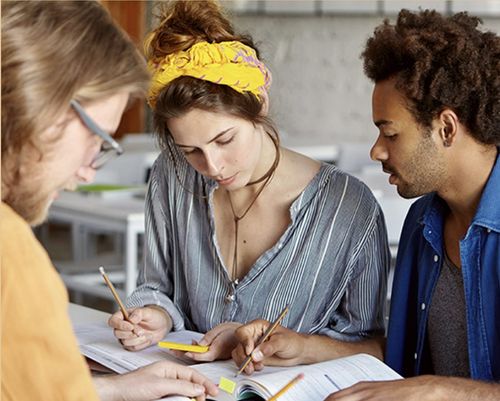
108 305 172 351
171 322 243 362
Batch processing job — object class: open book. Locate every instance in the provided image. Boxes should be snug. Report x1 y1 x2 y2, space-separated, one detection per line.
74 323 401 401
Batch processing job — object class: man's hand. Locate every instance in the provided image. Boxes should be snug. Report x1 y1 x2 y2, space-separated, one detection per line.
108 305 172 351
232 319 307 374
324 375 500 401
94 360 218 401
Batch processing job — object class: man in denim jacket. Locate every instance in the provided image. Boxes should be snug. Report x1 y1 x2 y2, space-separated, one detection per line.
326 8 499 401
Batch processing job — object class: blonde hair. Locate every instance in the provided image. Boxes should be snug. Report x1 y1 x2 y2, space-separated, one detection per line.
1 1 150 203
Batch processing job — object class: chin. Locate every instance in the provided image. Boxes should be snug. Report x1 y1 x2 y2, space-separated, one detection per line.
28 203 52 227
396 184 427 199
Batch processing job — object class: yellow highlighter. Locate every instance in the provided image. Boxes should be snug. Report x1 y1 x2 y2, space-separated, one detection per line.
157 341 209 353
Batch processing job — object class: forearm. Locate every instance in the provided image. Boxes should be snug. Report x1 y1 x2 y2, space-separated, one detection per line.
299 334 384 364
93 375 121 401
438 376 500 400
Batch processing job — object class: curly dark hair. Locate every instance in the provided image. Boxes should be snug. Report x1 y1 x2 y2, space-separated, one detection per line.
362 9 500 145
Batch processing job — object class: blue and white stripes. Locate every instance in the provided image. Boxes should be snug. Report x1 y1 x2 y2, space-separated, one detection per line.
127 151 390 340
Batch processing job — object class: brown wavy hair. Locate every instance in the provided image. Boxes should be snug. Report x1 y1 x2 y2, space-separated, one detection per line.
362 9 500 145
1 1 149 210
145 0 279 153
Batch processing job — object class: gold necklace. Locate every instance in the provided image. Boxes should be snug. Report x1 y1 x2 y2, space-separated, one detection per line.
226 134 280 283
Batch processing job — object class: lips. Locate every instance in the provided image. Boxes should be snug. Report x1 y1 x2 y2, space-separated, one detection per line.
217 173 237 186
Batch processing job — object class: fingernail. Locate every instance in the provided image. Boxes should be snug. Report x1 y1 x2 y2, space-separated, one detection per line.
194 384 204 394
198 339 207 346
252 350 264 361
185 352 193 358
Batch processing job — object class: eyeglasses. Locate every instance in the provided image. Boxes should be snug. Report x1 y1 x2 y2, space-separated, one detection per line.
70 99 123 169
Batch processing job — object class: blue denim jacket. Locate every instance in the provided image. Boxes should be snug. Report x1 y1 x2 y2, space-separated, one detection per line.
385 151 500 381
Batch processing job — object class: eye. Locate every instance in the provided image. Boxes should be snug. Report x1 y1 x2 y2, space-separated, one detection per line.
217 135 235 146
385 134 398 142
182 148 198 156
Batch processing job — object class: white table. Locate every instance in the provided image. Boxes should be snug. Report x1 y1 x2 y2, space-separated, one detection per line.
69 302 110 325
49 191 145 296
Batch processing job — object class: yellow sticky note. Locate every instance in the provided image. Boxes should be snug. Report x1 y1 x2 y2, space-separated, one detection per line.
219 376 236 394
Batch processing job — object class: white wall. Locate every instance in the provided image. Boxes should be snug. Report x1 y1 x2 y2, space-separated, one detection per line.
232 13 500 147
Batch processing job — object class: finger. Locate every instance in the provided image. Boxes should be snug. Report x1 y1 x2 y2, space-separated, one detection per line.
169 349 187 359
198 324 232 346
235 319 270 354
156 379 206 398
128 308 146 325
122 334 153 351
113 329 137 340
108 312 134 331
231 344 248 366
168 364 219 396
253 361 264 371
243 361 255 375
256 333 289 359
185 349 217 362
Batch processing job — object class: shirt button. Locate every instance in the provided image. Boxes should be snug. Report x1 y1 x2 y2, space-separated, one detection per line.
487 228 491 233
434 255 439 262
225 294 235 303
414 353 418 360
234 279 239 286
421 303 426 310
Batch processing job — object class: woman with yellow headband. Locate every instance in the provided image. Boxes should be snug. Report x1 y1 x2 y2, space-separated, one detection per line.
109 0 389 368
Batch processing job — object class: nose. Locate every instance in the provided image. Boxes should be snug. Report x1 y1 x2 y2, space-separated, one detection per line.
76 165 97 183
201 150 222 177
370 135 388 162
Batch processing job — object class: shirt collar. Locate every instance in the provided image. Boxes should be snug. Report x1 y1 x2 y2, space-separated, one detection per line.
420 148 500 235
472 149 500 233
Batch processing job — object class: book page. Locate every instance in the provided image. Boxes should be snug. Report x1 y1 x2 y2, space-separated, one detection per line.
236 353 402 401
74 322 203 373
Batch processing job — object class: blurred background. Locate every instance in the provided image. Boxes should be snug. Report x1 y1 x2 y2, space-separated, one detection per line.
37 0 500 314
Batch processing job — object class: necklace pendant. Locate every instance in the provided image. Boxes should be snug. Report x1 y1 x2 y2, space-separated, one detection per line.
234 278 239 286
225 292 236 303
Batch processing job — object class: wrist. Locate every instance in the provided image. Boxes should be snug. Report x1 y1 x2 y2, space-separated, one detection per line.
93 375 122 401
300 334 342 365
146 304 173 331
295 333 315 364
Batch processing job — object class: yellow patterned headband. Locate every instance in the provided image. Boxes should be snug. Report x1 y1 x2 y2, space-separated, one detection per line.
147 41 271 107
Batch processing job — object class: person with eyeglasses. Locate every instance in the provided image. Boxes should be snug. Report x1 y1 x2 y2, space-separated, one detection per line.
1 2 218 401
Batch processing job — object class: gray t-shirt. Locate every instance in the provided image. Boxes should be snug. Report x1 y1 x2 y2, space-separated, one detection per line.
428 252 470 377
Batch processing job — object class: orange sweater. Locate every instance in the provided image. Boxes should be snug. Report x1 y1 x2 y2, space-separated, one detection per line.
1 202 99 401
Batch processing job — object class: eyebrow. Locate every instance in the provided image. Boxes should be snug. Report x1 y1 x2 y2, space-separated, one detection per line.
175 127 234 148
374 119 393 128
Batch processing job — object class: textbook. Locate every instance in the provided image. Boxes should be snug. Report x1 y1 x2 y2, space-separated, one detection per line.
185 353 402 401
75 323 401 401
74 322 196 373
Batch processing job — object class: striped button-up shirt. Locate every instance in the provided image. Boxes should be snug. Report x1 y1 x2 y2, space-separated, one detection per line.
127 151 390 340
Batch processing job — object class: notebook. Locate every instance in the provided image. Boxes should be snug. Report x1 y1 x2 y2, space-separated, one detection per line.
74 323 401 401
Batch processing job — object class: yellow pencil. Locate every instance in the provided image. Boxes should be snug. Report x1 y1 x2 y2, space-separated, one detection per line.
268 373 304 401
235 304 290 376
99 266 130 322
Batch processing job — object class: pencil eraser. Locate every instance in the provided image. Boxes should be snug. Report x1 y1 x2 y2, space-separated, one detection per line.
219 376 236 394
